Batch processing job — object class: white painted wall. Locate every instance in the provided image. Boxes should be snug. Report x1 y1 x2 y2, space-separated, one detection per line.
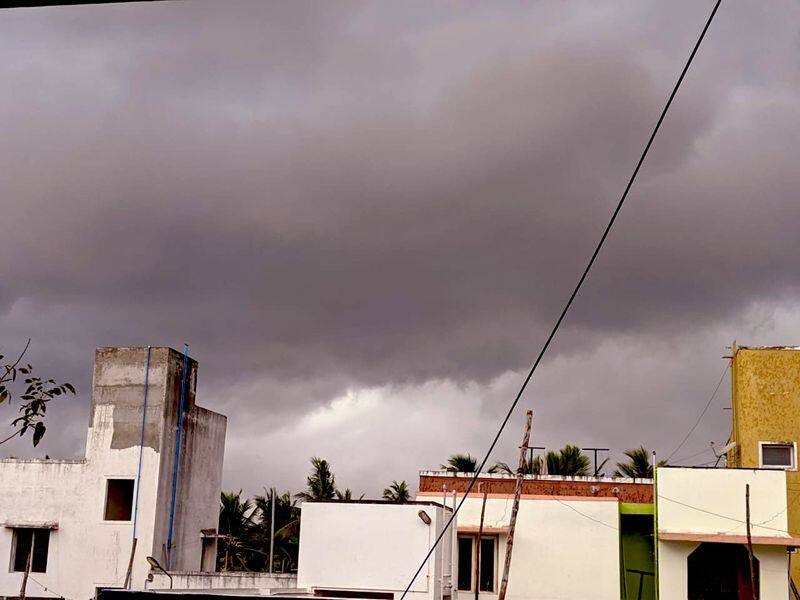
419 493 621 600
0 347 226 600
297 502 453 600
656 467 791 600
657 467 789 537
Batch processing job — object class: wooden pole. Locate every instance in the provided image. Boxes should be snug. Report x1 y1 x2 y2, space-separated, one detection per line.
745 484 757 600
475 485 488 600
19 539 32 600
497 410 532 600
123 538 138 589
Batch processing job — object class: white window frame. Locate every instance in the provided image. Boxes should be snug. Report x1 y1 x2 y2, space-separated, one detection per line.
456 534 499 594
758 441 797 470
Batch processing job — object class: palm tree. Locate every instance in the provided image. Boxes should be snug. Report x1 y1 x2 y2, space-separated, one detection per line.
614 446 666 478
489 456 543 476
334 488 364 500
218 491 254 571
251 489 301 572
546 445 590 476
296 457 337 501
383 480 411 503
442 453 479 473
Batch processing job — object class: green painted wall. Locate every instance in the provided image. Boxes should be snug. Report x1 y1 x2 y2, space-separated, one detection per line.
620 513 656 600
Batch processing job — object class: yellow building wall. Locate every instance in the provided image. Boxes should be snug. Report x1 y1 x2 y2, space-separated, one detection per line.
729 346 800 584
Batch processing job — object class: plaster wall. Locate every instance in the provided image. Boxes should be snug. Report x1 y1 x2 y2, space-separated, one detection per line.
657 541 788 600
730 346 800 583
656 467 790 600
148 571 297 592
418 492 621 600
0 347 226 600
656 467 788 537
297 502 452 600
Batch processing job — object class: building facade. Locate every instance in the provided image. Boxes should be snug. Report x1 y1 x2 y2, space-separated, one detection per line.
728 345 800 585
0 347 226 600
656 466 799 600
297 501 453 600
417 472 654 600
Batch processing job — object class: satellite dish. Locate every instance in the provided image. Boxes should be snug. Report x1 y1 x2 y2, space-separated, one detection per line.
711 441 736 458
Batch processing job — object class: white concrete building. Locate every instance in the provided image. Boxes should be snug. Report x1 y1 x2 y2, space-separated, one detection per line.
0 347 226 600
297 501 454 600
656 466 800 600
417 472 655 600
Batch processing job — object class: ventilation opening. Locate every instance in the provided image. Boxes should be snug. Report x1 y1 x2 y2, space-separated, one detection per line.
104 479 135 521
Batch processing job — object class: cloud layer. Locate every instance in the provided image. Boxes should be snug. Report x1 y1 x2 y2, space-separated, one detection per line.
2 0 800 496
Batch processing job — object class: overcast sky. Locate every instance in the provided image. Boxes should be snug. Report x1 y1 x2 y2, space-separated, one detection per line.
2 0 800 498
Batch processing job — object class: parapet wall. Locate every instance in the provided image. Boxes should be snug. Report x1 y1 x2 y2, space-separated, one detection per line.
419 471 654 503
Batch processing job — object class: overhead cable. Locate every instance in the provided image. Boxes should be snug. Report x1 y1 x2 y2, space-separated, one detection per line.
398 2 723 598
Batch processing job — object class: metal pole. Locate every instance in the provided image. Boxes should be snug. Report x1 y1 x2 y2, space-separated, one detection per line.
269 487 276 574
498 410 533 600
451 490 457 592
475 485 488 600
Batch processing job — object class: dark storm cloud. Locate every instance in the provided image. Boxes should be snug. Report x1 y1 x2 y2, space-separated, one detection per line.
3 0 800 493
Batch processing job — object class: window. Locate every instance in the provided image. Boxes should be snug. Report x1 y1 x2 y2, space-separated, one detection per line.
457 535 497 593
457 536 473 592
104 479 135 521
478 537 495 592
10 528 50 573
760 442 795 469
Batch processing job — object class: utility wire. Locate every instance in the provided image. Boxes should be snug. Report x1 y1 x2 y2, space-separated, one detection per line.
399 3 723 598
658 494 794 536
553 497 618 531
27 575 71 600
666 362 730 462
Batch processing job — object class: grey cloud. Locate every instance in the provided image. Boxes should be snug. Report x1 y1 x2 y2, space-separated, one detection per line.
2 1 800 494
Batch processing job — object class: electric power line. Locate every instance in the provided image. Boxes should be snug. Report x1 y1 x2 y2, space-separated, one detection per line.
658 494 795 536
398 2 724 598
670 446 714 465
665 362 730 462
552 497 618 531
28 575 71 600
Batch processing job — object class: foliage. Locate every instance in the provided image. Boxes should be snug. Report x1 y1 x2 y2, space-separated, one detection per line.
442 453 479 473
250 490 301 572
0 340 76 447
382 480 410 503
489 456 543 476
218 491 255 571
614 446 666 478
295 457 337 501
545 445 590 476
217 489 301 573
334 488 364 501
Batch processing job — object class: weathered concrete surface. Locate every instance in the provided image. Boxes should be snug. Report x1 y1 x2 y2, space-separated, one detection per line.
148 571 297 592
0 347 226 600
419 471 654 503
